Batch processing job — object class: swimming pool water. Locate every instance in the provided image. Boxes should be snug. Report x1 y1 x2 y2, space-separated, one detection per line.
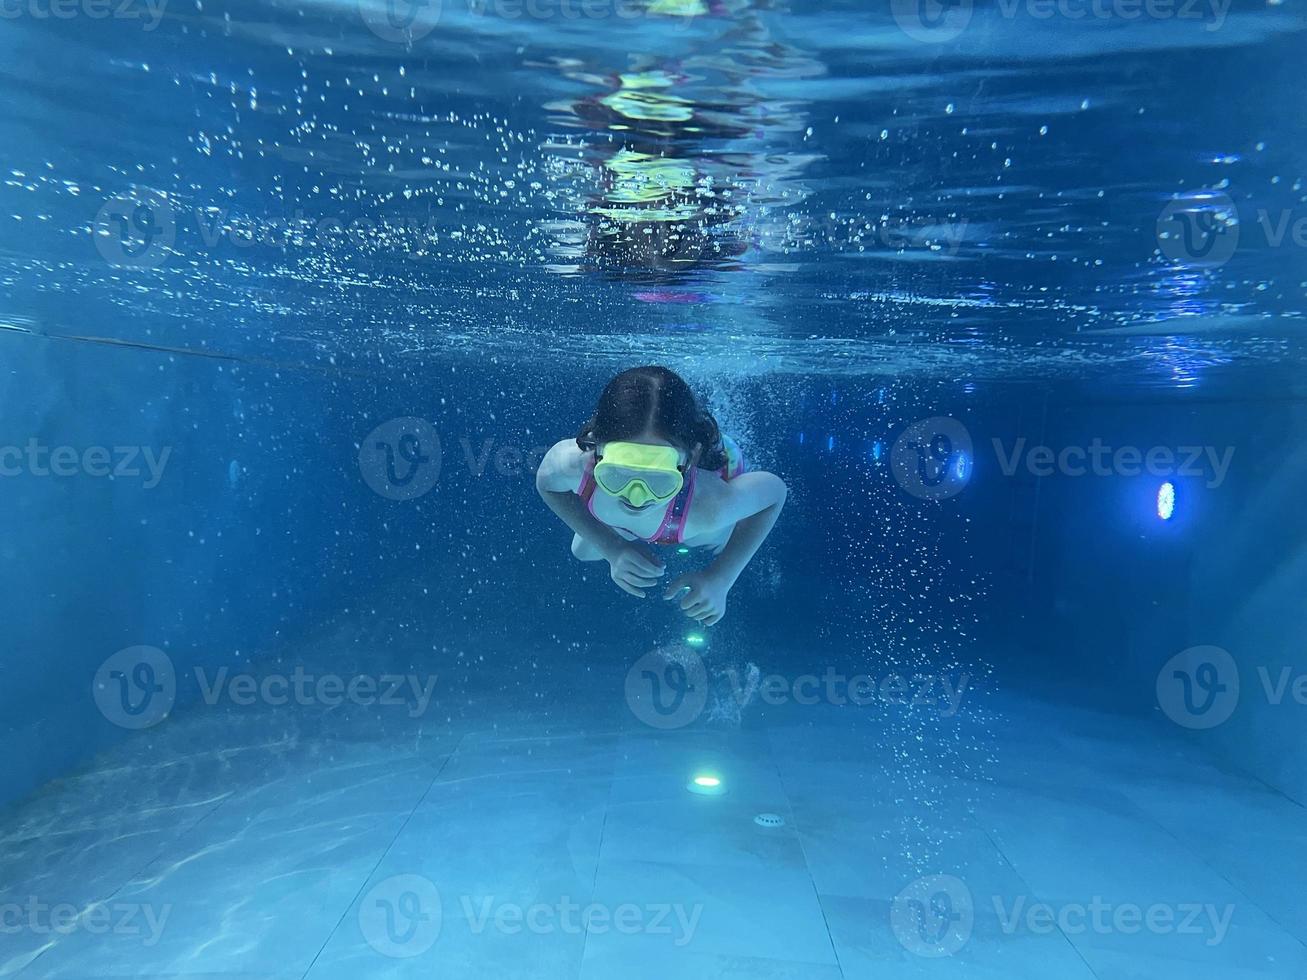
2 0 1306 976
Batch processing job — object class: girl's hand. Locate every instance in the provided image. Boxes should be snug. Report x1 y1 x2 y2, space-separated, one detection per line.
605 542 665 598
663 570 731 625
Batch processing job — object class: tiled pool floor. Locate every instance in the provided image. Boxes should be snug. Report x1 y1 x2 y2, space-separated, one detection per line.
2 677 1304 978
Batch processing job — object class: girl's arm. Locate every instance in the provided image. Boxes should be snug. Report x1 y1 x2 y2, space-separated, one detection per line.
665 471 788 624
703 471 788 585
535 439 622 555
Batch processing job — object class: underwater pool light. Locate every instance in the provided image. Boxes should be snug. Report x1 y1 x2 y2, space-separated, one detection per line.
1157 481 1176 521
677 546 690 555
684 632 707 648
688 774 726 796
953 451 972 482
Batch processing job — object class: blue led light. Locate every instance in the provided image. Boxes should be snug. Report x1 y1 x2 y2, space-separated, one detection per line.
1157 481 1176 521
953 451 972 482
871 440 884 463
826 435 835 451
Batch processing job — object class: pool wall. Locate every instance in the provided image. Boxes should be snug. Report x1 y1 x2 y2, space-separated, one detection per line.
995 390 1307 804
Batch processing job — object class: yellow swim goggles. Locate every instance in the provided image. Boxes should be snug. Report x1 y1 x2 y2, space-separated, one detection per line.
593 442 686 507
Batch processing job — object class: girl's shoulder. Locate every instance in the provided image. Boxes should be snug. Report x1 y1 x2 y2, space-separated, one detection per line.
688 464 783 529
685 465 736 525
537 438 588 492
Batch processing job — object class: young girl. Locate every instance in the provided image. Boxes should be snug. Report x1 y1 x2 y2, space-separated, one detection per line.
535 366 787 625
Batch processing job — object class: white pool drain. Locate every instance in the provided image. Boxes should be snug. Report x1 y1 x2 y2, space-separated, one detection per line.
754 813 785 828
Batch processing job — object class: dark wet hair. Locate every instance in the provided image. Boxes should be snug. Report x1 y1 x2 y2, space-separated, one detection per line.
576 366 728 470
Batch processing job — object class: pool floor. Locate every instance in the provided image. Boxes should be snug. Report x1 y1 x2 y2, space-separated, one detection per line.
2 675 1305 978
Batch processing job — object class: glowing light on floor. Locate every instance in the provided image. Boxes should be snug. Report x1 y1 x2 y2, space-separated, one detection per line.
685 632 706 648
687 774 725 796
1157 481 1176 520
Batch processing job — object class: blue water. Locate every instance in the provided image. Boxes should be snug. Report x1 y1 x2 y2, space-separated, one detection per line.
3 0 1307 976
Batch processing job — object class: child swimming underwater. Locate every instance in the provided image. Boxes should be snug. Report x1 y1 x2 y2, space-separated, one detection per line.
535 366 788 625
